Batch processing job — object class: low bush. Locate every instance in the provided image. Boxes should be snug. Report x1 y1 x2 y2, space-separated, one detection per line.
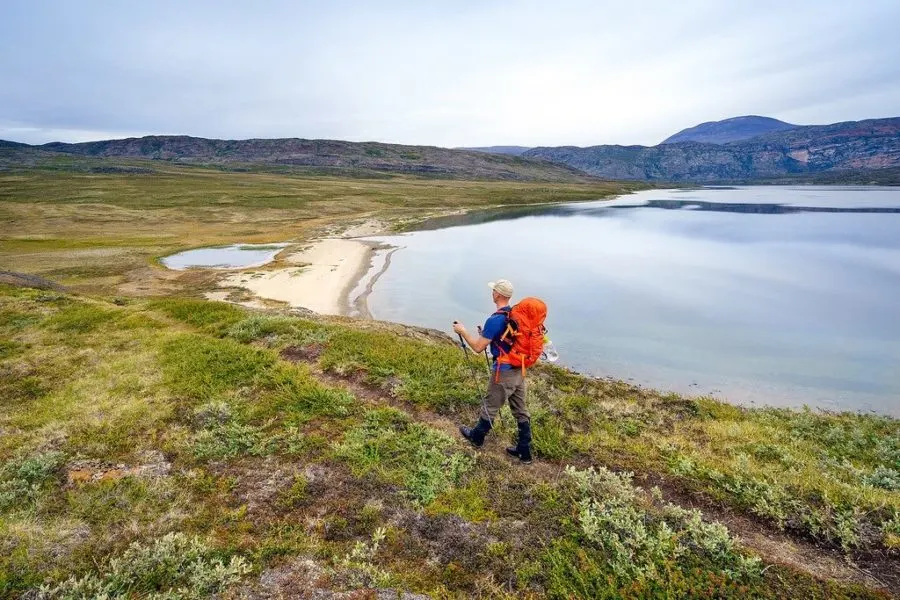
159 335 275 401
149 298 245 334
0 451 64 512
318 329 480 413
40 532 250 599
335 408 474 505
537 466 761 598
46 303 117 335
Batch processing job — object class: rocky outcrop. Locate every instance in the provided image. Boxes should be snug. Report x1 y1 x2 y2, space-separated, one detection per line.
525 117 900 182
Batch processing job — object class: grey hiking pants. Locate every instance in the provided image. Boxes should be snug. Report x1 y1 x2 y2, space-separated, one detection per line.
481 368 530 424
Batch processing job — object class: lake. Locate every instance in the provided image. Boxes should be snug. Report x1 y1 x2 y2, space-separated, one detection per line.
359 187 900 416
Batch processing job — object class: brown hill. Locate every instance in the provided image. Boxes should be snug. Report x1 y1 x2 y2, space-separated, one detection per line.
14 136 597 182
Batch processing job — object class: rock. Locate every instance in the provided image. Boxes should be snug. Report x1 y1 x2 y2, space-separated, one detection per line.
65 450 171 486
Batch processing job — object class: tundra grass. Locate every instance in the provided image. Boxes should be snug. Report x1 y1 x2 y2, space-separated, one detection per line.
220 308 900 556
0 167 641 297
0 288 893 598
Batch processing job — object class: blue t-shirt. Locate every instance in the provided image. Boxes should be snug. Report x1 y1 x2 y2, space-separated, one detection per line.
482 308 513 371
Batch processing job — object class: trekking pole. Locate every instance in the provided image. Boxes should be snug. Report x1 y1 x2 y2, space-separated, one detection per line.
454 323 481 387
476 325 491 375
457 325 492 424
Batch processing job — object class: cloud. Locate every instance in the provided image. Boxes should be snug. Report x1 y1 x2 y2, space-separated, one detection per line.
1 0 898 146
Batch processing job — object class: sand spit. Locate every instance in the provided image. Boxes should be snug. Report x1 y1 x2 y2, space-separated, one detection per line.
218 238 378 315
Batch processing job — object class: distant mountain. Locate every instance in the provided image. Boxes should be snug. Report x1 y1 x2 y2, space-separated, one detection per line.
661 115 798 144
1 136 598 182
456 146 532 156
524 117 900 182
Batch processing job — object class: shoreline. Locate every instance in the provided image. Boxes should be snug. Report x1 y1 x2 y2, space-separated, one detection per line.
349 245 400 319
205 193 636 317
215 236 388 316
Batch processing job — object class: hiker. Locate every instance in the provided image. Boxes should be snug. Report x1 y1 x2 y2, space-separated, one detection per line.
453 279 535 464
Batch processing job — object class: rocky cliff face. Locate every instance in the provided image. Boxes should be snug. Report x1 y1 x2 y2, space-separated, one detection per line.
525 118 900 182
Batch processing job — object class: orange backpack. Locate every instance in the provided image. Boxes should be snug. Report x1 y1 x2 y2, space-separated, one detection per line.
496 297 548 378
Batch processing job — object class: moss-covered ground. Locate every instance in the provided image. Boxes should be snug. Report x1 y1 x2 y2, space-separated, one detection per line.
1 288 896 598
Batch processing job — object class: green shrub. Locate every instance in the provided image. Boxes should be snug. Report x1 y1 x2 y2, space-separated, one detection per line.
159 335 275 401
192 422 269 460
862 466 900 491
226 315 298 344
150 298 245 334
335 408 473 505
318 329 480 413
41 532 250 599
0 450 64 511
0 339 23 359
339 527 389 587
665 448 868 551
269 370 355 418
46 304 117 334
529 409 575 460
565 466 760 587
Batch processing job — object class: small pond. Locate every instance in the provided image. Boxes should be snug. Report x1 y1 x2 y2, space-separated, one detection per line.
161 243 289 270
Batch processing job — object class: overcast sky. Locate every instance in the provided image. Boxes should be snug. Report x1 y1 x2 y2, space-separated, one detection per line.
2 0 899 147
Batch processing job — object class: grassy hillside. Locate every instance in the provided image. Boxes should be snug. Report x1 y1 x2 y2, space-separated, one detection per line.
0 165 642 297
2 136 598 182
1 287 896 598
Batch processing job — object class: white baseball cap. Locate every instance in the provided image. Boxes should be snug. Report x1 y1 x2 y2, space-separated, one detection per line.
488 279 514 298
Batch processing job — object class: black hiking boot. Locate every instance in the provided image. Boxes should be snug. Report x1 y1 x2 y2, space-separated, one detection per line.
459 418 492 448
506 420 533 464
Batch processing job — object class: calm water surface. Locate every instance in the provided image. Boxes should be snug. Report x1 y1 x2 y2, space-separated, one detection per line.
162 243 289 270
362 187 900 416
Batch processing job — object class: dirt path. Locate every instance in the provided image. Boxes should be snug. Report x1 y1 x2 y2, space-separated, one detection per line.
280 348 896 596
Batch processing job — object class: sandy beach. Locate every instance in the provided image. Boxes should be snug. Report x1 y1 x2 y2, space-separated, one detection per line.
217 237 378 315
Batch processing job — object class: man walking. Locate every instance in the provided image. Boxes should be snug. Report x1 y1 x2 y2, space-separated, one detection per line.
453 279 533 464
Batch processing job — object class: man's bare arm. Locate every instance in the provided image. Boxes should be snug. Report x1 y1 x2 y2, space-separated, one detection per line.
463 331 491 354
453 322 491 353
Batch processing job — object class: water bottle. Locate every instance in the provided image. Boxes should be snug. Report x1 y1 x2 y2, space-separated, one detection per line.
541 336 559 362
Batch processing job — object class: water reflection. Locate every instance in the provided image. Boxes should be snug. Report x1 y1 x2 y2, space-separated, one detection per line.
162 243 289 270
367 187 900 415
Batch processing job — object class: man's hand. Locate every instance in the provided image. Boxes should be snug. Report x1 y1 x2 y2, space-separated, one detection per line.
454 320 490 354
